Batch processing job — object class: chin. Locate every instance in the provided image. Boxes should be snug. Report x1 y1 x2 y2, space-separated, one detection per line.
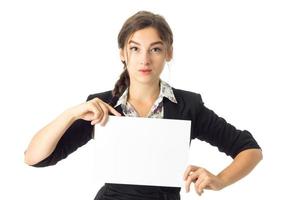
135 77 159 85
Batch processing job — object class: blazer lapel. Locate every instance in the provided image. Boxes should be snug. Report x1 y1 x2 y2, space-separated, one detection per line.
108 94 125 116
163 96 184 120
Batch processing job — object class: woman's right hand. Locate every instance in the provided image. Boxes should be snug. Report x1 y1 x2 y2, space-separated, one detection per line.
69 97 121 126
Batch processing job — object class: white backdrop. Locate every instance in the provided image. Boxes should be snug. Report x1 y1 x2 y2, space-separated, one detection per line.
1 0 299 199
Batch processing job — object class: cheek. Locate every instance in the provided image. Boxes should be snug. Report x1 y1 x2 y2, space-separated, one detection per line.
126 65 137 79
127 54 140 66
126 62 138 73
155 58 166 68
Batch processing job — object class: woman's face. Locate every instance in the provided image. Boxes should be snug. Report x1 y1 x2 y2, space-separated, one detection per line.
120 27 172 86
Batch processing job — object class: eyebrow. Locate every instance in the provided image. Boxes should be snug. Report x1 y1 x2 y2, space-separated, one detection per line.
128 40 164 46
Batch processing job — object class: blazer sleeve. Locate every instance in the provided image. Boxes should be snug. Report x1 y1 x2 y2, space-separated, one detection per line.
192 94 261 158
31 95 94 167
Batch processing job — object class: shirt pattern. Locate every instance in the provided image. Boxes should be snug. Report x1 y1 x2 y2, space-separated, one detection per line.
114 80 177 118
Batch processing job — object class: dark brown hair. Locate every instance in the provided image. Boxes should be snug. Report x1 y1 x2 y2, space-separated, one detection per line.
112 11 173 97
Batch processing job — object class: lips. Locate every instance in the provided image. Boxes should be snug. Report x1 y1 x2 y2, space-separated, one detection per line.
139 68 152 72
138 68 152 75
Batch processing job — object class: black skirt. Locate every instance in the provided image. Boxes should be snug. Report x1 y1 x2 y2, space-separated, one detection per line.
94 183 181 200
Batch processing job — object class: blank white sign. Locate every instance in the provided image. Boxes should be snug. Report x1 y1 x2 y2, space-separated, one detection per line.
93 116 191 187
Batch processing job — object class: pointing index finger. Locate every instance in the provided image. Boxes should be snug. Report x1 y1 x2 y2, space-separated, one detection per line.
105 103 122 116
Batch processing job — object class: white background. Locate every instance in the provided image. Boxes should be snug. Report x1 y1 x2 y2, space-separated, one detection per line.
1 0 299 199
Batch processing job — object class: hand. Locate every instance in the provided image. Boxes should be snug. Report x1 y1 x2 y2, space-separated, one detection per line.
69 97 121 126
183 165 226 196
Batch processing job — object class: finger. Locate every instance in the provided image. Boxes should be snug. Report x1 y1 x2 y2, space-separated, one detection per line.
90 104 103 125
195 183 204 196
104 102 121 116
195 188 204 196
183 165 199 180
183 165 193 180
185 172 198 192
197 178 210 194
98 103 109 126
185 177 191 193
194 175 205 195
92 100 103 114
91 104 103 123
91 115 103 125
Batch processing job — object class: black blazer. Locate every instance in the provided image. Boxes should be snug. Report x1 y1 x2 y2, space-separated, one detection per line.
32 88 260 167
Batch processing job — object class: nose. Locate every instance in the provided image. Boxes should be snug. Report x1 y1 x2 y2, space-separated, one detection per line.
140 50 151 66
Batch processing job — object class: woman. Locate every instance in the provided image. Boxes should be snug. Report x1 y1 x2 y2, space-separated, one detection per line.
24 11 262 200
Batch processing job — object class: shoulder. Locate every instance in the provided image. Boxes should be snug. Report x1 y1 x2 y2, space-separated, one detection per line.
86 90 113 103
172 88 203 104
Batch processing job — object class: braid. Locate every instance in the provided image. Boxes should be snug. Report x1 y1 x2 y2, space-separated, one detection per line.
112 62 130 97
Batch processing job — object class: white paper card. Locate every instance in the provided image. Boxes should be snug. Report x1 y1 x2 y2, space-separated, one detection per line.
93 116 191 187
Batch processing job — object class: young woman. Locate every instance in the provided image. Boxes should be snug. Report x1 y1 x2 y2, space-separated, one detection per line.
24 11 262 200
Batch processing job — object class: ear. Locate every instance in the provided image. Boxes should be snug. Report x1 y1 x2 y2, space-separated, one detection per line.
166 46 173 62
119 48 125 62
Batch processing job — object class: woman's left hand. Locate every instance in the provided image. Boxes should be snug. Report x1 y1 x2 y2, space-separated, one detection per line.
183 165 226 196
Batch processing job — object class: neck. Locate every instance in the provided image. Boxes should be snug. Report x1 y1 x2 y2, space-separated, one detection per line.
128 80 160 103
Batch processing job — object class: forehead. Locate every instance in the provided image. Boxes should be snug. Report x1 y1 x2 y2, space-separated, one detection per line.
127 27 162 45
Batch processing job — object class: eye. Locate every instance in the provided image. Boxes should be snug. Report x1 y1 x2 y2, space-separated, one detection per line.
151 47 162 53
130 46 139 51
